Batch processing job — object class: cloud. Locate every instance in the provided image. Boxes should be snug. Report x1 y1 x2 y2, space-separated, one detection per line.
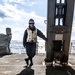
0 0 74 41
0 10 8 18
0 18 2 21
0 2 46 24
3 0 37 6
0 3 45 21
3 0 25 4
71 20 75 40
0 3 22 20
26 1 37 6
0 2 46 41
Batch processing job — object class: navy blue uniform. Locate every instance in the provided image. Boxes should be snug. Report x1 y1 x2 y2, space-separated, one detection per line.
23 26 47 58
23 26 47 67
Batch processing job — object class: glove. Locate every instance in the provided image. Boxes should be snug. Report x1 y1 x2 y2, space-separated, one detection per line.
23 44 26 48
45 38 47 41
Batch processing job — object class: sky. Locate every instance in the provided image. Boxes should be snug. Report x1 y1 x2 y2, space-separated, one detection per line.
0 0 75 41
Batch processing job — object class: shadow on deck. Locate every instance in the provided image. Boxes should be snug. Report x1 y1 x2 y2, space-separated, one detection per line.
46 65 75 75
0 53 12 58
17 67 34 75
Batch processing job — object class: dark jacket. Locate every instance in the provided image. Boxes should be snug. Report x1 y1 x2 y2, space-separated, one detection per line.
23 26 47 47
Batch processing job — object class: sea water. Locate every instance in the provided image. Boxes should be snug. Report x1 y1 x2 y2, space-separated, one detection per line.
10 40 46 54
10 40 25 54
10 40 75 54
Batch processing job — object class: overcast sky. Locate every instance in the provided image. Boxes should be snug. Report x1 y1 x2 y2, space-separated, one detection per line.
0 0 75 41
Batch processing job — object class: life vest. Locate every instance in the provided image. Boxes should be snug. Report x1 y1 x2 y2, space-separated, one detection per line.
27 28 37 42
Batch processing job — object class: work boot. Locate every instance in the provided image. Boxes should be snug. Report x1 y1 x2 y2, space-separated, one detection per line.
25 58 29 67
29 58 33 68
29 62 33 68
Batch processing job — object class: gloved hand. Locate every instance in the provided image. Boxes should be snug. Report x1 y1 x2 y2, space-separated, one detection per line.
45 38 47 41
23 44 26 48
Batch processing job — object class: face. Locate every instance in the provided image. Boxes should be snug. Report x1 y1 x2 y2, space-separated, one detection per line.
29 23 34 28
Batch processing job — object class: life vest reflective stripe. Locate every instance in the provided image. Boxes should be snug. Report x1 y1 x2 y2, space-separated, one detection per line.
27 28 37 42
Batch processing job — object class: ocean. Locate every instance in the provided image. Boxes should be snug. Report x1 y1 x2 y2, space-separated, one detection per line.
70 40 75 54
10 40 46 54
10 40 75 54
10 40 25 54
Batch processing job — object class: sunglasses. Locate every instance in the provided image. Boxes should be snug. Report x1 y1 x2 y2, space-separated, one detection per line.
29 23 34 24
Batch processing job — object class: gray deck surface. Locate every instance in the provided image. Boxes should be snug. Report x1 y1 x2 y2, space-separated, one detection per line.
0 53 75 75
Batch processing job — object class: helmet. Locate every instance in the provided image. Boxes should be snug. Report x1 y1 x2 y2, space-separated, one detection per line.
29 19 35 24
